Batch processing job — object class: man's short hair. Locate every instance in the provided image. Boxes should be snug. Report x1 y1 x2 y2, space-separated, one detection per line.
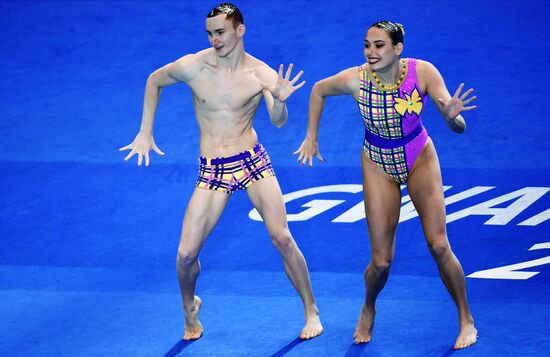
207 3 244 28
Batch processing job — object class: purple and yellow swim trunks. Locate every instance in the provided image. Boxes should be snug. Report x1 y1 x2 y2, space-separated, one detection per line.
195 143 275 194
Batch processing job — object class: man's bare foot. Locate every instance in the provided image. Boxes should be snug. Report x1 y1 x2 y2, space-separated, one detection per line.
183 296 203 340
454 321 477 349
300 311 323 340
353 304 375 344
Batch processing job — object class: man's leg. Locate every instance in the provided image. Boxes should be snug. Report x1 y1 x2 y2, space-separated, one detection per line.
177 187 230 340
407 140 477 349
246 176 323 340
354 152 402 344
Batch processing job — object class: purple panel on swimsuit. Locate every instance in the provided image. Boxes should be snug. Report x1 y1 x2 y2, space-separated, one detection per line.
401 112 420 135
405 127 428 171
398 59 428 137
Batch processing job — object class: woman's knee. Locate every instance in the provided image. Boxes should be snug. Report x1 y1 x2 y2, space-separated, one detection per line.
370 254 393 274
428 240 452 263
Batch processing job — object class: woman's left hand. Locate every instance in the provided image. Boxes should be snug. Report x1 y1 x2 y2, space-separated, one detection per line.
438 83 477 121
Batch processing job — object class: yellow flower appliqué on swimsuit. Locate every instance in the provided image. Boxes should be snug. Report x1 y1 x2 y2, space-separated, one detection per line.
394 88 423 116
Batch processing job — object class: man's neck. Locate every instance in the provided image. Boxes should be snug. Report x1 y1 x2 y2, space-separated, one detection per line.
216 43 245 73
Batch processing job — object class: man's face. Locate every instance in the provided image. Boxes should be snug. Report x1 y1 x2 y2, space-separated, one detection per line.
205 15 242 58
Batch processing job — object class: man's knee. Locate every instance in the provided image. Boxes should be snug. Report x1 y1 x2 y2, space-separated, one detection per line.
177 248 199 267
270 228 294 253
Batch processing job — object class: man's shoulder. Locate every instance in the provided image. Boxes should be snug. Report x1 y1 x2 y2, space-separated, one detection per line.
168 49 215 81
244 53 268 67
175 48 214 67
245 54 275 78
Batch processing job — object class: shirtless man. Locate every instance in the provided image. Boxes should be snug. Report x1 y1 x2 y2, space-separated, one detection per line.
120 3 322 341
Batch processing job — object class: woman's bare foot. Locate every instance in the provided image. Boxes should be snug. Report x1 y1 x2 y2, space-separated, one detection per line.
183 296 203 340
353 304 375 344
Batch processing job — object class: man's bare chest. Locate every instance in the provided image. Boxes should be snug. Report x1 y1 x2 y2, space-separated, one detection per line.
190 72 262 111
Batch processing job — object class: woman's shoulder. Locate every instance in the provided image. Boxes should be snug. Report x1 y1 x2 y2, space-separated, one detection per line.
410 59 443 83
413 59 438 73
327 66 362 81
357 63 370 72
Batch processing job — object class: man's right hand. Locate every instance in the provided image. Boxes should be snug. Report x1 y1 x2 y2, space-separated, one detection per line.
119 131 165 166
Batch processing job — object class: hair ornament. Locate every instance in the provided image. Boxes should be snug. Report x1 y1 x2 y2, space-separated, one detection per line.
396 23 405 36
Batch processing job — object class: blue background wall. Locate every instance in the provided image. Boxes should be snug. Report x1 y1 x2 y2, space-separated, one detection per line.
1 1 549 356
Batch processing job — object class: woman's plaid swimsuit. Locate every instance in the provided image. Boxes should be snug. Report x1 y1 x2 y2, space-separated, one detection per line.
357 58 429 183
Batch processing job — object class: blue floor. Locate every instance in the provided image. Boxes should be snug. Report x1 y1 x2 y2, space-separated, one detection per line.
1 1 549 356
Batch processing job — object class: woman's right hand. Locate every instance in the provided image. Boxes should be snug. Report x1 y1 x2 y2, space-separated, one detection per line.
293 138 325 167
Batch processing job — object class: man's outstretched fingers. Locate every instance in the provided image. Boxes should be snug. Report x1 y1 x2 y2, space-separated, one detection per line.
285 63 294 80
290 70 304 85
153 144 165 155
124 148 136 161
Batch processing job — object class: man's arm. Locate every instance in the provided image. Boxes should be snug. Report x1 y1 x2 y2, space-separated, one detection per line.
140 54 198 135
259 63 305 128
263 90 288 128
120 53 201 166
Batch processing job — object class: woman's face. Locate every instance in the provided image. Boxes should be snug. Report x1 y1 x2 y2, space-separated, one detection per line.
364 27 402 71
